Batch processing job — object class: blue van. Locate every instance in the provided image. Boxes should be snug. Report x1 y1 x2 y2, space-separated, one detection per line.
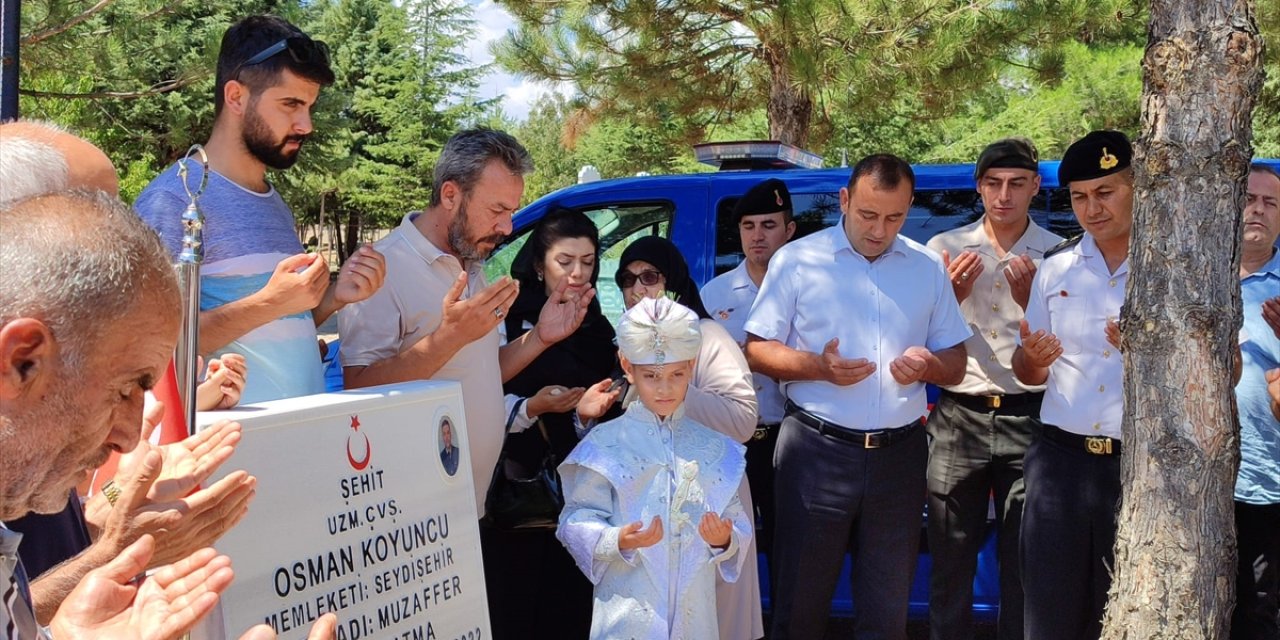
481 143 1280 621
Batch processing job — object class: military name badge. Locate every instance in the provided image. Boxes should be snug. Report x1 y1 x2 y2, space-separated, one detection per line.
1099 147 1119 170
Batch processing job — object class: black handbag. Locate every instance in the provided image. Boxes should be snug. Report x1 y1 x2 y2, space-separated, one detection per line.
482 398 565 530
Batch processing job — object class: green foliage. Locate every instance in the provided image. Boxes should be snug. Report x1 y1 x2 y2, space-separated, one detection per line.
515 94 710 202
1253 0 1280 158
921 43 1145 163
17 0 493 245
13 0 1278 220
19 0 291 202
493 0 1147 146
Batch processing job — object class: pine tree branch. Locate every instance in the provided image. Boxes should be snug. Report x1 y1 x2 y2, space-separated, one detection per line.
22 0 118 45
710 1 745 24
141 0 188 23
20 77 196 100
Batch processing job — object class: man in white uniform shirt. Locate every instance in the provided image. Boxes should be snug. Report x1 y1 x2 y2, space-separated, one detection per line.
924 138 1062 640
1012 130 1134 640
745 155 971 640
701 177 796 583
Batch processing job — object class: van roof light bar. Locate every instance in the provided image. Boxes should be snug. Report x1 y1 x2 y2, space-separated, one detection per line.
692 140 824 171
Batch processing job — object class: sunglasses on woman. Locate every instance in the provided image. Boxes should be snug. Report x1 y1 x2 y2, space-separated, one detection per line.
617 270 663 289
234 35 331 79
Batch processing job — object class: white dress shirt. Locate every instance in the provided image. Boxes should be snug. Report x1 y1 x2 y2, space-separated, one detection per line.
745 223 972 430
927 218 1063 395
702 261 786 424
1022 233 1128 439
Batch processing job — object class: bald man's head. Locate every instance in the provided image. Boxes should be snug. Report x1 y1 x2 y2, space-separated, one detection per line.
0 121 118 200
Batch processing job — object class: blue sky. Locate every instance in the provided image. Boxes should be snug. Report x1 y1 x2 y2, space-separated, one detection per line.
465 0 570 121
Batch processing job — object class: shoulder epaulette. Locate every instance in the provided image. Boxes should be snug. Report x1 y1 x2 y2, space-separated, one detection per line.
1044 235 1083 259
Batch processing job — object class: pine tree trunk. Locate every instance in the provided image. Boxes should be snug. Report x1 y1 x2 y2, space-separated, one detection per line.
343 209 361 263
763 47 812 148
1102 1 1262 638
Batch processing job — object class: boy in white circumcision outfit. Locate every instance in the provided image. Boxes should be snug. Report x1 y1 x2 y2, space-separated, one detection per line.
557 297 752 639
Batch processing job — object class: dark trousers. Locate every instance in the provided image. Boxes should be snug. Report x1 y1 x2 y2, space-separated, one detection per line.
770 415 927 640
1020 429 1121 640
746 424 779 567
1232 501 1280 640
480 523 593 640
926 393 1039 640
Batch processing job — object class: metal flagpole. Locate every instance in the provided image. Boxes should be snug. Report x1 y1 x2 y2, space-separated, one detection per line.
176 145 208 435
1 0 21 121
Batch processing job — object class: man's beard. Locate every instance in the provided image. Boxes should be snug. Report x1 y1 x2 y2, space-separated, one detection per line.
243 104 306 170
447 197 505 261
1 381 106 518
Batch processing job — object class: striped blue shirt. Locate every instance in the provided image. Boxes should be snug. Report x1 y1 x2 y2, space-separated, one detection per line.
135 164 325 403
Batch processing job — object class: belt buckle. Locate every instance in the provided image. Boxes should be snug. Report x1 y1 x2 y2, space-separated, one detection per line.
751 427 769 441
986 395 1002 409
1085 437 1113 455
864 432 880 449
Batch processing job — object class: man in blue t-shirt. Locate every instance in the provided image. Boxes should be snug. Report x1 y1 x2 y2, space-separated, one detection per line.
135 15 385 403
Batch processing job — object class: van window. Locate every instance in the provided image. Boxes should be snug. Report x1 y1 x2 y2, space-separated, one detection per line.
486 202 675 323
714 189 1081 275
714 192 840 275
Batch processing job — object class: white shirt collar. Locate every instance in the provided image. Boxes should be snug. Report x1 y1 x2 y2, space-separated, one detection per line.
826 219 908 261
1076 233 1129 277
726 260 757 292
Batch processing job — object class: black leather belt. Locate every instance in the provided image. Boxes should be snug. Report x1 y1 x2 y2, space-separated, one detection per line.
1040 423 1122 456
942 389 1044 415
785 401 920 449
751 423 781 441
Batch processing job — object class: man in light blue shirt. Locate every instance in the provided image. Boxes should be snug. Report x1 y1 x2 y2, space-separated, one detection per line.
1232 162 1280 640
746 155 970 639
136 15 385 403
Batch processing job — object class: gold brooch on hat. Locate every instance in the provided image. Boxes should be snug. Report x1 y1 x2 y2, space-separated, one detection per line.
774 190 783 206
1099 148 1118 170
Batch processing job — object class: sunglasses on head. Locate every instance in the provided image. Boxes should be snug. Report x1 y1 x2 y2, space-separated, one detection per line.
234 35 330 78
618 270 663 289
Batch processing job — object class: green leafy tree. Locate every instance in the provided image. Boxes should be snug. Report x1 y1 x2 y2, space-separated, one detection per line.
919 43 1146 163
493 0 1144 148
282 0 496 257
514 94 711 201
1252 0 1279 157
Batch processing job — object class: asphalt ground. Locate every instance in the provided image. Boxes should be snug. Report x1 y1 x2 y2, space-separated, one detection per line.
757 617 997 639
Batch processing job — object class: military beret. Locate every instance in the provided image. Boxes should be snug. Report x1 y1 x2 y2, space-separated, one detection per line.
1058 130 1133 186
974 138 1039 180
732 178 791 222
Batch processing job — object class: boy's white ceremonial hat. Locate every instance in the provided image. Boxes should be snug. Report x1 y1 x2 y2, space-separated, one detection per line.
617 297 701 366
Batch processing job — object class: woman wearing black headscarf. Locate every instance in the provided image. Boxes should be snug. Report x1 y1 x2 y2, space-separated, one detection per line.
482 208 617 640
581 234 764 640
